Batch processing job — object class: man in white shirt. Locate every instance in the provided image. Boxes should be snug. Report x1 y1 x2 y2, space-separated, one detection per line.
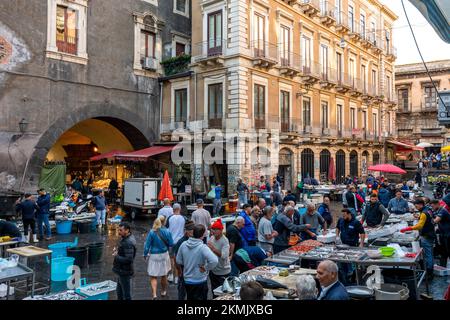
191 199 211 243
158 198 173 220
167 203 186 284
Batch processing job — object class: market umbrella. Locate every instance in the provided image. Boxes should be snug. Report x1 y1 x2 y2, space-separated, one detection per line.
416 142 433 148
158 170 174 201
441 146 450 153
328 157 336 181
367 164 406 175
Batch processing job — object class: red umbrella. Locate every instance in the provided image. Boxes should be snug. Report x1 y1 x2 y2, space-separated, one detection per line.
328 157 336 181
158 170 174 201
368 164 406 174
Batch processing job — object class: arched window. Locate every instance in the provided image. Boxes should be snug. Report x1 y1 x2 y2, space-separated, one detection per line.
373 151 380 165
320 150 331 181
301 148 315 179
336 150 346 184
350 150 358 177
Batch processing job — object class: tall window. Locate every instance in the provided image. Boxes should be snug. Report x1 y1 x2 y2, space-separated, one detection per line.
349 58 355 84
321 101 329 130
301 36 312 71
385 30 391 53
254 84 266 128
398 88 409 111
280 91 290 132
387 112 391 134
336 52 343 83
303 97 311 128
361 64 367 92
175 42 186 56
424 86 437 109
371 69 377 95
208 11 222 56
174 89 188 123
208 84 223 127
350 107 356 129
56 5 77 54
320 44 328 79
175 0 187 13
372 113 378 137
141 31 156 58
337 104 343 134
362 110 367 135
360 13 366 37
280 25 290 66
253 13 266 57
336 0 342 23
348 5 354 32
370 21 376 43
386 75 392 100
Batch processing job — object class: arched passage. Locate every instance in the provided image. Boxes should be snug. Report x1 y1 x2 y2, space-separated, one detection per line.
350 150 358 177
26 104 154 186
373 151 380 165
320 150 331 181
301 148 314 179
278 148 294 190
336 150 346 183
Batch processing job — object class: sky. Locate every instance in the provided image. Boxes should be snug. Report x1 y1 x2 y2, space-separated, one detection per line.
379 0 450 65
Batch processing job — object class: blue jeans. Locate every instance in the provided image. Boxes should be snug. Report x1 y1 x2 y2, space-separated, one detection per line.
213 199 222 216
37 214 51 238
238 192 247 207
117 275 132 300
420 237 434 270
96 209 106 225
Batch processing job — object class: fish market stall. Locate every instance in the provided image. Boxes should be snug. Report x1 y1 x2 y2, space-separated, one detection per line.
0 262 35 300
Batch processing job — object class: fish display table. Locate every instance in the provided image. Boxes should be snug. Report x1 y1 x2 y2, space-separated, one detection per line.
0 263 34 300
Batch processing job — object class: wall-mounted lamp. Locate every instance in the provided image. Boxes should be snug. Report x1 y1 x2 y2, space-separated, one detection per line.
18 118 29 134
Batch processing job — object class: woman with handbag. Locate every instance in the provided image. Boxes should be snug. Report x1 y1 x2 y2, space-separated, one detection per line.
143 216 174 300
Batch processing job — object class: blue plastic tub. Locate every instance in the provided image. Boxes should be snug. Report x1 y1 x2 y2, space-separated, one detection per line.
51 257 75 282
48 237 78 259
56 220 73 234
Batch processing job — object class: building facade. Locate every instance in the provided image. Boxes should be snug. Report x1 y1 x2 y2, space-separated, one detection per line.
161 0 398 194
0 0 191 191
395 60 450 151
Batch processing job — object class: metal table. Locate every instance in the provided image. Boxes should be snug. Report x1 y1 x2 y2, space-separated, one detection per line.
0 241 19 258
0 263 34 300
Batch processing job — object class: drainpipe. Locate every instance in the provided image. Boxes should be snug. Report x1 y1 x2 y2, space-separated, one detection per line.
159 82 163 142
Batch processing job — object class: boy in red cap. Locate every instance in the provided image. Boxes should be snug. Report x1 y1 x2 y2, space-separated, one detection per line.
207 219 231 295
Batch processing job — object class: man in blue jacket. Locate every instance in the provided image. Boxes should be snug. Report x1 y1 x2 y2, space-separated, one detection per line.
238 204 257 246
36 188 52 240
388 190 410 215
15 194 39 243
317 260 349 300
377 184 391 208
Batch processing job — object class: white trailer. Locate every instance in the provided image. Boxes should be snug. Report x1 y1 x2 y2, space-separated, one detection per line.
123 178 162 219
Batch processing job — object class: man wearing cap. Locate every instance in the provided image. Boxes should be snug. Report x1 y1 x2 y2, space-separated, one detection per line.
191 199 211 243
36 188 52 240
207 219 231 295
401 199 436 280
173 220 195 300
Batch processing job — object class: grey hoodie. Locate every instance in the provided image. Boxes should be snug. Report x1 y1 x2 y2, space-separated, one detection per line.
176 237 218 284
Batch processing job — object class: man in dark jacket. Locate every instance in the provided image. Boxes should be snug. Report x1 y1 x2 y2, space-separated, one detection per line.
15 194 39 243
362 194 390 227
345 186 359 216
36 188 52 240
317 260 349 300
108 178 119 204
112 222 137 300
272 206 310 254
377 185 391 208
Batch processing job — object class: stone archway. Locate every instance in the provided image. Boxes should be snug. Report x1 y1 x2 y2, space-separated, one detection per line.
25 103 155 188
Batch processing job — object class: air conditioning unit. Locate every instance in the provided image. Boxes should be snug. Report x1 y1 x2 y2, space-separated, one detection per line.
142 57 157 71
304 126 312 133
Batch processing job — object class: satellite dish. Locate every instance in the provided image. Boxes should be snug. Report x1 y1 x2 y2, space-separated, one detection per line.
339 38 346 48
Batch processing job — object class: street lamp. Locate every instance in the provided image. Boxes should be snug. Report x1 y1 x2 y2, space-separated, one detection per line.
18 118 28 134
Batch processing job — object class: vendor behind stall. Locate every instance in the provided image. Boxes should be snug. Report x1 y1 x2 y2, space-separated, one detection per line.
0 220 22 238
336 209 366 247
431 199 450 268
401 199 436 280
300 203 327 240
361 194 390 228
272 206 310 254
387 190 410 215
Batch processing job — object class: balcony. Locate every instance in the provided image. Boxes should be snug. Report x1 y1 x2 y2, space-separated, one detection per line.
370 35 383 55
299 0 320 18
349 77 363 97
335 72 352 93
347 21 361 42
385 94 398 107
319 2 337 27
301 61 321 84
361 84 373 102
359 29 371 48
386 46 397 62
160 54 191 76
335 11 350 34
192 40 226 67
319 66 337 89
160 116 188 134
278 51 302 77
251 41 278 69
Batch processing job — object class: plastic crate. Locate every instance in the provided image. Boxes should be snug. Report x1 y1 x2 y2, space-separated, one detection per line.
433 265 450 276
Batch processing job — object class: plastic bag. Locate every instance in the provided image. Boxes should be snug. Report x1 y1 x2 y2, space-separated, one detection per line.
207 186 216 199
